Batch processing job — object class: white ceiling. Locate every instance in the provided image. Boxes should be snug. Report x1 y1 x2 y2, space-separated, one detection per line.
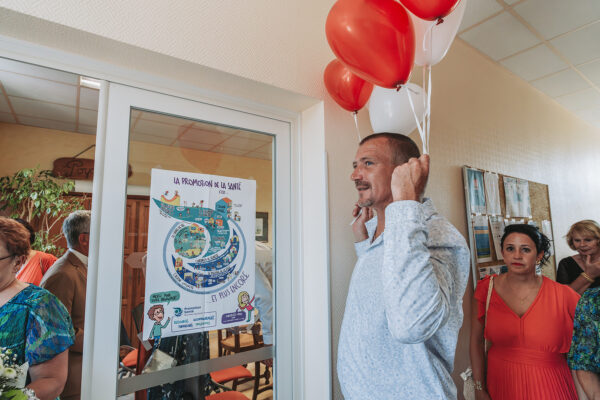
458 0 600 130
129 110 273 160
0 57 272 160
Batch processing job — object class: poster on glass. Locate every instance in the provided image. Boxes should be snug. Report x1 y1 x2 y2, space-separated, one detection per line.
144 169 256 340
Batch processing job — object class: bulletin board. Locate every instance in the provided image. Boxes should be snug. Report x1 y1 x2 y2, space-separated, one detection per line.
462 166 556 286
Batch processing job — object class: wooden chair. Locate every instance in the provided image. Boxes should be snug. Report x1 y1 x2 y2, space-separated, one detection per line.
217 322 272 400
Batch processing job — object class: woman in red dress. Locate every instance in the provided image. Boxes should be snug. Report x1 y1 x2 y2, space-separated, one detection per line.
470 224 580 400
13 219 56 285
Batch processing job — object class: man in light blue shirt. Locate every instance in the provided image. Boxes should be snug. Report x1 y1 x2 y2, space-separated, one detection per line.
337 133 470 399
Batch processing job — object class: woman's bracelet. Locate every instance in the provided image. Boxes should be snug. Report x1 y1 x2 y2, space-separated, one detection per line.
581 272 595 283
474 380 484 391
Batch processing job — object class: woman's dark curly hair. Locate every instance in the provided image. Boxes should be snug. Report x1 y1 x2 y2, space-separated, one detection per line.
501 224 551 265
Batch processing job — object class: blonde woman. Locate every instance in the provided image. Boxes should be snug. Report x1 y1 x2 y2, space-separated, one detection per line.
557 220 600 295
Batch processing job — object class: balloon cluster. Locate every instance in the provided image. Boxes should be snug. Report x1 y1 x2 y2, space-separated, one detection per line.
324 0 467 144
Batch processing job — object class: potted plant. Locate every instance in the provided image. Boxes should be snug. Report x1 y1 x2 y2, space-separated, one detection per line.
0 167 85 256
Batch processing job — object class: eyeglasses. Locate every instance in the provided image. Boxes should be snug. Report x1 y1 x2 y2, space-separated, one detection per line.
0 254 14 262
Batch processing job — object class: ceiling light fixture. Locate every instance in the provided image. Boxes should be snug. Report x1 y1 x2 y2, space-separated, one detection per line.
79 76 101 90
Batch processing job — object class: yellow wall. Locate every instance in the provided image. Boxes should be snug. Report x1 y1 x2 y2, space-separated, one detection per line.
0 122 273 243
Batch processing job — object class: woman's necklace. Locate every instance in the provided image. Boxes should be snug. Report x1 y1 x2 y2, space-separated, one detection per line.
506 275 540 305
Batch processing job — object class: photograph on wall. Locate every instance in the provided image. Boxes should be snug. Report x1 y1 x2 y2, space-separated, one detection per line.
473 215 492 263
467 168 487 214
489 215 505 261
484 172 501 215
504 177 532 218
144 168 256 340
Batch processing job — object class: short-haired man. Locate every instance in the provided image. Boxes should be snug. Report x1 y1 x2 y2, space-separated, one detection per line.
568 287 600 399
337 133 470 399
41 210 91 400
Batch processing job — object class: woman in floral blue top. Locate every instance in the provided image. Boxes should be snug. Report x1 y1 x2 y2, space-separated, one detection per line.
568 287 600 399
0 218 74 400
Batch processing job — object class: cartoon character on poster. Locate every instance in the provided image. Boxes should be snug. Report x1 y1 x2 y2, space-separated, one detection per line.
147 304 171 341
237 291 255 322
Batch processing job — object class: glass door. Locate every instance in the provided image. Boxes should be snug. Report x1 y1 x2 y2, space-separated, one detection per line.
84 83 292 400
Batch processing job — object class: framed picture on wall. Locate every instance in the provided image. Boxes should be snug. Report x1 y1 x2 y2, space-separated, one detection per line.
256 212 268 242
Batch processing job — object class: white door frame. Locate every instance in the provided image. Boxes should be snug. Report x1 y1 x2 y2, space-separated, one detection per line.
0 34 331 400
92 82 292 398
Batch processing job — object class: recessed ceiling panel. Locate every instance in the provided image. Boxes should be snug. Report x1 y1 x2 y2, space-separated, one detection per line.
460 12 540 60
578 59 600 86
555 88 600 111
10 97 76 123
500 44 568 81
515 0 600 39
550 22 600 66
80 87 100 110
574 106 600 125
176 140 215 152
530 69 590 97
233 129 273 143
0 111 15 123
214 147 253 156
18 116 76 132
79 109 98 126
133 119 185 139
0 91 11 114
78 124 97 135
0 58 79 85
0 71 77 106
243 151 271 161
179 127 231 145
218 136 269 151
459 0 502 32
131 132 174 146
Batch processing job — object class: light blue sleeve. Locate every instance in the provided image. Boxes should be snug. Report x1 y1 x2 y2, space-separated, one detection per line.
254 266 273 345
382 201 468 343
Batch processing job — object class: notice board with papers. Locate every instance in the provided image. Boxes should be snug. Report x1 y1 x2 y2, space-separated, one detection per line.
462 166 556 286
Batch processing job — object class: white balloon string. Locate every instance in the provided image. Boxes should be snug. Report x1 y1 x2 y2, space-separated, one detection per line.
407 88 426 152
422 21 436 52
353 112 361 142
426 64 432 153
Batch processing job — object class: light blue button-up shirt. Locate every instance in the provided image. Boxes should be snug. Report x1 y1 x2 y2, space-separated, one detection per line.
338 199 470 399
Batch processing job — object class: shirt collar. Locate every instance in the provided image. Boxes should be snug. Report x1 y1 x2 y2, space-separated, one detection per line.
365 198 436 244
69 248 88 267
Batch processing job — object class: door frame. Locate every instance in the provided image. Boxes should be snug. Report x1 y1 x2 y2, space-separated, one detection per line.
0 34 331 399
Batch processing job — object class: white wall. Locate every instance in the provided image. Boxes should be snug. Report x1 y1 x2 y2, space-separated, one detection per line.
1 3 599 399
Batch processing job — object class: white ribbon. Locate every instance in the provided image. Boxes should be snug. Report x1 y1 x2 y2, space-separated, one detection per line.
353 111 362 142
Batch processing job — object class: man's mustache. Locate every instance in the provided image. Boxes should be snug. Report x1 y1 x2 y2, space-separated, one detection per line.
354 180 370 189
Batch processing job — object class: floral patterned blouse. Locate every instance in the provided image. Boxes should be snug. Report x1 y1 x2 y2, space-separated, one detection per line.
568 287 600 372
0 284 74 366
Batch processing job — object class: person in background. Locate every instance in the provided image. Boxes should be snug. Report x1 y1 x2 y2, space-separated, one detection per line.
470 224 579 400
338 133 470 399
0 217 74 400
13 218 57 286
40 210 91 400
568 286 600 400
557 220 600 295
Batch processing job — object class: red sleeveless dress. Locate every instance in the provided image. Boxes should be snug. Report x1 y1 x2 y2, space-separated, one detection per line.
475 275 580 399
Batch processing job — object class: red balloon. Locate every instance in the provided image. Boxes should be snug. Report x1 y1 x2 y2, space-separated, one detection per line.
324 59 373 112
326 0 415 89
399 0 460 21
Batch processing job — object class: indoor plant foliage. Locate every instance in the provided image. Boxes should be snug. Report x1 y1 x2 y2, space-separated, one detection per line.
0 167 84 256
